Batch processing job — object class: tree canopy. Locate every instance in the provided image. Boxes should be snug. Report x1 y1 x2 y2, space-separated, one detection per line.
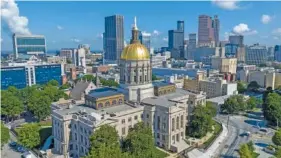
123 122 156 158
272 128 281 146
220 95 247 114
1 90 24 121
1 123 10 148
237 81 247 94
246 97 262 110
189 105 214 138
247 81 260 91
17 123 40 149
86 125 122 158
263 93 281 127
238 144 253 158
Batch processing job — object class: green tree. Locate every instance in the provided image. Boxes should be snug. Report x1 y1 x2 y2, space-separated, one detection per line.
273 129 281 147
237 81 247 94
124 122 156 158
28 92 52 121
47 80 59 87
246 97 262 110
60 83 71 90
247 141 255 154
189 105 213 138
221 95 247 114
238 144 252 158
86 125 122 158
247 81 260 91
1 123 10 148
275 147 281 158
66 59 72 64
1 91 24 121
17 123 40 149
206 101 217 117
152 74 159 81
277 85 281 90
263 93 281 127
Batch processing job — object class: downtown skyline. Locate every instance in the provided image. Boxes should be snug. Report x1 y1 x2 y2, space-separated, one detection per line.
1 1 281 51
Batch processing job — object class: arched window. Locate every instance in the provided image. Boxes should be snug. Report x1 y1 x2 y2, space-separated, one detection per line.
98 103 103 108
105 101 110 107
176 116 179 129
119 99 123 104
112 100 117 105
172 118 175 131
180 115 184 128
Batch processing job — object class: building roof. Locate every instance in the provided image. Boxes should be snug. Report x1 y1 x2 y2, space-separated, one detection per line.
70 81 95 100
87 87 123 99
206 95 232 105
142 88 190 108
153 81 174 88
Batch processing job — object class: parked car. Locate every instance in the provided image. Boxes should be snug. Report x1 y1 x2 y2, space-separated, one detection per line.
260 128 268 133
9 142 17 147
17 146 27 153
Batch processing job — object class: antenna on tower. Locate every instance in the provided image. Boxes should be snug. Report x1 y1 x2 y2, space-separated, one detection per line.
133 16 138 30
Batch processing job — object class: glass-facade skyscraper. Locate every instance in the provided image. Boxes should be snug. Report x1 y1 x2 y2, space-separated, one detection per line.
13 34 46 59
274 45 281 62
139 31 151 51
168 21 184 59
104 15 124 62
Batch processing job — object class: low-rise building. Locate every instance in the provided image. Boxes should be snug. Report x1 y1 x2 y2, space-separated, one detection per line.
211 57 237 74
47 56 67 64
151 53 167 68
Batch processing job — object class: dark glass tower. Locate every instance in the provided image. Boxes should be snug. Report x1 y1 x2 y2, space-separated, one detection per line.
104 15 124 62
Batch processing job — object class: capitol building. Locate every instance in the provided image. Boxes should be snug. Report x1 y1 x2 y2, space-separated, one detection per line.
51 17 207 158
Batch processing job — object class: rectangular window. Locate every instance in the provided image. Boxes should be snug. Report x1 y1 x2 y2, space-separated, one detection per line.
162 135 165 141
128 117 132 122
157 133 160 139
134 76 137 82
157 116 160 130
122 119 125 124
139 76 142 82
146 114 149 118
122 127 126 135
81 135 83 143
134 115 138 120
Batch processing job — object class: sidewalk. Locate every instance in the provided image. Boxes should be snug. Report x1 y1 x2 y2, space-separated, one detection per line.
188 124 228 158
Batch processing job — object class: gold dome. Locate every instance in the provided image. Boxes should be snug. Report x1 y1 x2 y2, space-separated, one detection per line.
120 42 150 60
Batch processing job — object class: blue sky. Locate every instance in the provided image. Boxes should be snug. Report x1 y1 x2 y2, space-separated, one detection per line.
1 1 281 51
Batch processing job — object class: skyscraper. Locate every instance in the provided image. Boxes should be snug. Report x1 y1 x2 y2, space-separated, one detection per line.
168 21 184 59
177 20 184 32
212 15 220 46
246 44 267 65
188 33 197 60
198 15 214 46
13 34 46 59
139 31 151 51
229 35 244 46
274 45 281 62
104 15 124 62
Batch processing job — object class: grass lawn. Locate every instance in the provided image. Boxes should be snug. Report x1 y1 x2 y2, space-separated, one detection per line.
201 120 222 149
253 152 260 158
38 120 52 127
155 148 169 158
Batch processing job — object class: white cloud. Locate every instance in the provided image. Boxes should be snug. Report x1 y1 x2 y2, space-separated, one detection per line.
224 32 234 40
163 37 168 42
261 15 272 24
1 0 31 35
57 25 63 30
212 0 240 10
141 31 151 36
153 30 161 36
232 23 257 35
71 38 81 43
273 36 279 40
96 33 103 39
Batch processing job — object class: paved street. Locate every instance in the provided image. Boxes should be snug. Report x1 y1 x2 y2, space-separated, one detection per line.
215 114 274 158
